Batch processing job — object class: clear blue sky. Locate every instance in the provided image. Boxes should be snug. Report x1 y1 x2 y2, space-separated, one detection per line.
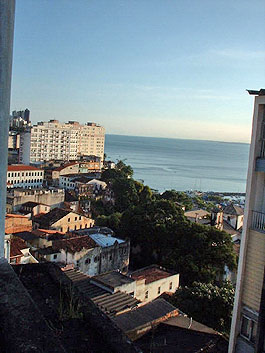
11 0 265 142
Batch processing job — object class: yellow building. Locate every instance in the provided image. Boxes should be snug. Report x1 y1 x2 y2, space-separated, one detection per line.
33 208 94 233
229 89 265 353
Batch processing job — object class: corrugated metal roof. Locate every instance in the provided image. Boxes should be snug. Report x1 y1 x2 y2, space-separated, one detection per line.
64 269 139 317
112 299 178 333
89 233 125 247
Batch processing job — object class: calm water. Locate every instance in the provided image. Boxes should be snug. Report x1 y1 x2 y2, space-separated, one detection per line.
105 134 250 193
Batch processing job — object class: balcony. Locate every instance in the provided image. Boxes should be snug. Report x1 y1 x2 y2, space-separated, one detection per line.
252 210 265 233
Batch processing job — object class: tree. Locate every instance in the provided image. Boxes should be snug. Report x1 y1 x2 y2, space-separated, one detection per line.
164 223 237 285
170 281 235 333
161 190 193 210
96 212 122 233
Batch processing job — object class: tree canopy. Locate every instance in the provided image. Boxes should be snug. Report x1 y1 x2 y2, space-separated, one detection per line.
96 161 237 286
169 281 235 333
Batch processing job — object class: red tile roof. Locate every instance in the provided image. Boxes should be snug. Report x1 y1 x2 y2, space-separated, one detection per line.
8 164 42 172
131 265 173 284
10 237 29 257
6 213 28 219
53 235 98 254
54 162 77 172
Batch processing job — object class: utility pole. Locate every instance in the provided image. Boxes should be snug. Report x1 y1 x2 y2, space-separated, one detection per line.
0 0 15 258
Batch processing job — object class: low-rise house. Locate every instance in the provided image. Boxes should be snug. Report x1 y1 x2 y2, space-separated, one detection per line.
33 208 94 232
5 214 32 234
184 209 210 224
91 271 136 296
87 179 107 191
18 227 130 277
64 269 139 318
50 161 101 186
84 231 130 274
9 237 38 265
223 203 244 230
131 265 179 303
90 265 179 303
6 187 65 212
35 234 99 272
19 201 51 217
7 164 44 189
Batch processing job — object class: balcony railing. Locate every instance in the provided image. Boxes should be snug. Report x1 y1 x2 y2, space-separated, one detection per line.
252 210 265 233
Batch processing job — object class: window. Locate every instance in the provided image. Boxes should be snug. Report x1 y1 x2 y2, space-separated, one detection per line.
75 216 77 221
109 255 112 261
169 282 173 290
157 287 161 295
94 256 98 263
85 258 91 264
145 291 148 299
79 215 81 220
68 217 70 222
53 254 57 260
241 316 257 343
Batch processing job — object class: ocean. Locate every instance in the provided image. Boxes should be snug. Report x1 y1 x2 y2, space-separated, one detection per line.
104 134 250 193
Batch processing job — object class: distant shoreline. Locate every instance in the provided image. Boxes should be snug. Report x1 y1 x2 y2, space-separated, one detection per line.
106 133 250 146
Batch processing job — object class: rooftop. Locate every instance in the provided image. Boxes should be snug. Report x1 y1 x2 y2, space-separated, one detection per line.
52 234 98 253
10 237 29 257
89 233 125 248
223 204 244 216
6 263 140 353
8 164 42 172
92 271 135 290
222 219 241 236
21 201 49 208
33 208 71 227
6 213 28 219
135 321 228 353
247 89 265 96
131 265 174 284
184 209 210 219
112 299 178 337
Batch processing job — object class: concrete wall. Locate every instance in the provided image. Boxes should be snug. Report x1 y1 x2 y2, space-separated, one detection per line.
9 188 65 211
229 96 265 353
0 0 15 257
100 241 130 274
135 274 180 303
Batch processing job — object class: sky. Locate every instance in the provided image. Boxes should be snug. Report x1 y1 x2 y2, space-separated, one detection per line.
11 0 265 143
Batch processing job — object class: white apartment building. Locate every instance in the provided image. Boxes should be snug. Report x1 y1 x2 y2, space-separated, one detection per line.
7 165 44 189
19 120 105 164
229 89 265 353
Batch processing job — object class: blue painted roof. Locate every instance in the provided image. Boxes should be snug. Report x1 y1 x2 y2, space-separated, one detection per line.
89 233 124 248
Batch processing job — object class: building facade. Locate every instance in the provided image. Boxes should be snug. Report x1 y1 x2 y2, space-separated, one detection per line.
6 187 65 212
7 164 44 189
229 90 265 353
19 120 105 164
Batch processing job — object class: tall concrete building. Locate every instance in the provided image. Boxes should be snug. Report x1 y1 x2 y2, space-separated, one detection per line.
229 89 265 353
19 120 105 164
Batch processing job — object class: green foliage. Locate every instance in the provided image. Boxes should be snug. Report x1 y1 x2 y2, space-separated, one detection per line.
161 190 193 210
170 281 235 333
96 212 122 233
97 161 237 288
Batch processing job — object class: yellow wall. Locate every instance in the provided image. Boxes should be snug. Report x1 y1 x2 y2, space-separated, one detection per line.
52 212 94 233
242 229 265 312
